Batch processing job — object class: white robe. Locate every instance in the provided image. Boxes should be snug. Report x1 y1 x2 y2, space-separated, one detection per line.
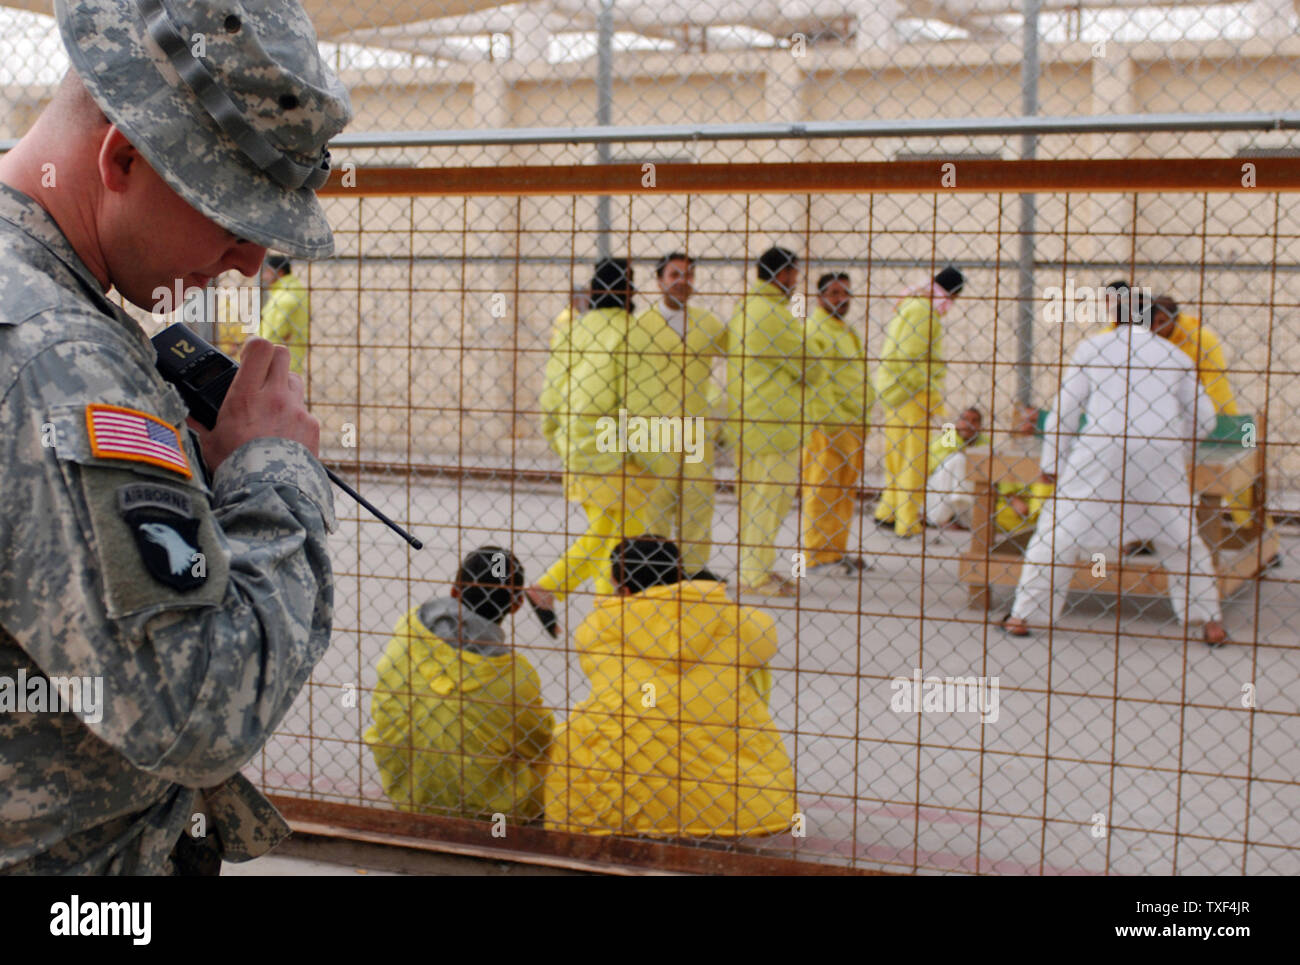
1011 325 1221 626
926 450 972 527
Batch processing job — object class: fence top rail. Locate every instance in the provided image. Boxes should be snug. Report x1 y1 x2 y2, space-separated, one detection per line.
320 158 1300 197
5 111 1299 155
328 112 1300 149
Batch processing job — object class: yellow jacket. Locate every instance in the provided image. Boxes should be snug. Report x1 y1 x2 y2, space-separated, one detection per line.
873 295 946 409
364 606 554 820
726 280 810 454
539 306 577 454
544 580 796 837
550 305 636 477
259 272 310 375
1167 313 1239 416
804 306 872 430
634 302 727 422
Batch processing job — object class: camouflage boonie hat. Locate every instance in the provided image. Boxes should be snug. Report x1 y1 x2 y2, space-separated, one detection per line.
56 0 352 259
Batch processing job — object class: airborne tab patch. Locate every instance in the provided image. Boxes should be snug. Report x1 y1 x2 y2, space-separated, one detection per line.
86 403 192 478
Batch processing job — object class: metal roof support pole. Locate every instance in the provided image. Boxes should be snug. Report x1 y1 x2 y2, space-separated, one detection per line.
1016 0 1041 408
595 0 615 260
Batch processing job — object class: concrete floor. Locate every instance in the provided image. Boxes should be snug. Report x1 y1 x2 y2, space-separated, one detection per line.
250 473 1300 875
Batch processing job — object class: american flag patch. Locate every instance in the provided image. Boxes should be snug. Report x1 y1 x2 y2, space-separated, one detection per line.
85 404 192 478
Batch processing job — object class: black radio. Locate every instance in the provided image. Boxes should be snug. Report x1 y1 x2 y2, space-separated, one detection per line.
152 324 239 430
151 323 423 550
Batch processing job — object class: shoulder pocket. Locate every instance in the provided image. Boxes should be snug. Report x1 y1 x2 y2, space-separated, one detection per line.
45 403 229 621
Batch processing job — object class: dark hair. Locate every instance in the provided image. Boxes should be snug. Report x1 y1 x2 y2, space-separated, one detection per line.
934 265 964 296
456 546 524 624
655 252 694 277
1153 294 1179 317
265 253 291 274
757 246 798 282
961 405 982 420
817 272 850 293
590 257 634 311
611 536 682 595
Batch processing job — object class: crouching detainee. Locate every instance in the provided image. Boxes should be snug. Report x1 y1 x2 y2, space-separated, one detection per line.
364 547 554 820
544 536 796 837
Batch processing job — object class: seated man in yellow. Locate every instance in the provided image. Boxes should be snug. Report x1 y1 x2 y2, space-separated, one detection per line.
545 537 796 838
365 547 554 820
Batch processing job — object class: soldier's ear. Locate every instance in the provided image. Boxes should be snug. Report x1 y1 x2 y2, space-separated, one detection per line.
97 126 139 194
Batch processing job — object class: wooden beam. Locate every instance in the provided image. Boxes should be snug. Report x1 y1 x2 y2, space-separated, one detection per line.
320 158 1300 197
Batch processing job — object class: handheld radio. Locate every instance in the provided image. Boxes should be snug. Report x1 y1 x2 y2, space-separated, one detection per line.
152 323 423 550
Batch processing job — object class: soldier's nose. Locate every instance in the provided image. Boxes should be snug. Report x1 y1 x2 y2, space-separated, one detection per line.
226 242 269 278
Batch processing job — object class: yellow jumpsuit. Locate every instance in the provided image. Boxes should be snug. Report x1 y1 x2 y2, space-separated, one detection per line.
538 305 675 599
634 302 727 575
1166 314 1263 529
726 281 811 587
800 307 872 564
539 306 577 458
364 608 554 820
872 296 948 537
544 579 796 837
259 271 310 376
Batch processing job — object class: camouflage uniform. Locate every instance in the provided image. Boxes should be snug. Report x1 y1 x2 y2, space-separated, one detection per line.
0 184 337 873
0 0 350 874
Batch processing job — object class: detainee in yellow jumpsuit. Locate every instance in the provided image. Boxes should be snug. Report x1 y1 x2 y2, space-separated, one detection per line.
634 252 727 577
800 272 874 571
726 247 811 595
1151 297 1267 533
539 287 590 458
544 537 796 838
531 259 674 604
364 548 554 820
258 253 310 376
872 266 964 538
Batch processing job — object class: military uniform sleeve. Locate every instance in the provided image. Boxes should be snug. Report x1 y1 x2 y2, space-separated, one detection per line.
0 337 335 789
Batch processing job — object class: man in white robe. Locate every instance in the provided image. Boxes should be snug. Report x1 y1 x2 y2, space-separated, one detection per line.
1002 301 1226 646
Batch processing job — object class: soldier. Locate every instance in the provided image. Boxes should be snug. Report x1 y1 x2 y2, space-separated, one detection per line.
0 0 351 873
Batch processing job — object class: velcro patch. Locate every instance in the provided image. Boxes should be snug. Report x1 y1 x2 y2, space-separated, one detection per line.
86 403 192 478
117 482 206 592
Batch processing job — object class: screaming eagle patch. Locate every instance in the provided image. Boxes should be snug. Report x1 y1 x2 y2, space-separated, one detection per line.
118 483 207 591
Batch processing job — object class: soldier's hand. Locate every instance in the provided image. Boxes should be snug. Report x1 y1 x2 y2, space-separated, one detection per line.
189 337 321 471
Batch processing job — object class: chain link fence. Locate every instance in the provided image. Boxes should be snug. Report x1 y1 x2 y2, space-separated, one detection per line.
2 1 1297 874
266 162 1295 875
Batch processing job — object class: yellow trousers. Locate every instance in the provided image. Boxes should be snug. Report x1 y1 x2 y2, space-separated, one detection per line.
736 446 799 587
638 443 717 576
538 466 674 599
801 428 865 565
875 395 939 538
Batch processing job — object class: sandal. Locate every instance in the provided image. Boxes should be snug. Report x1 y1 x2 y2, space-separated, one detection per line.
1001 613 1031 637
1202 621 1228 649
